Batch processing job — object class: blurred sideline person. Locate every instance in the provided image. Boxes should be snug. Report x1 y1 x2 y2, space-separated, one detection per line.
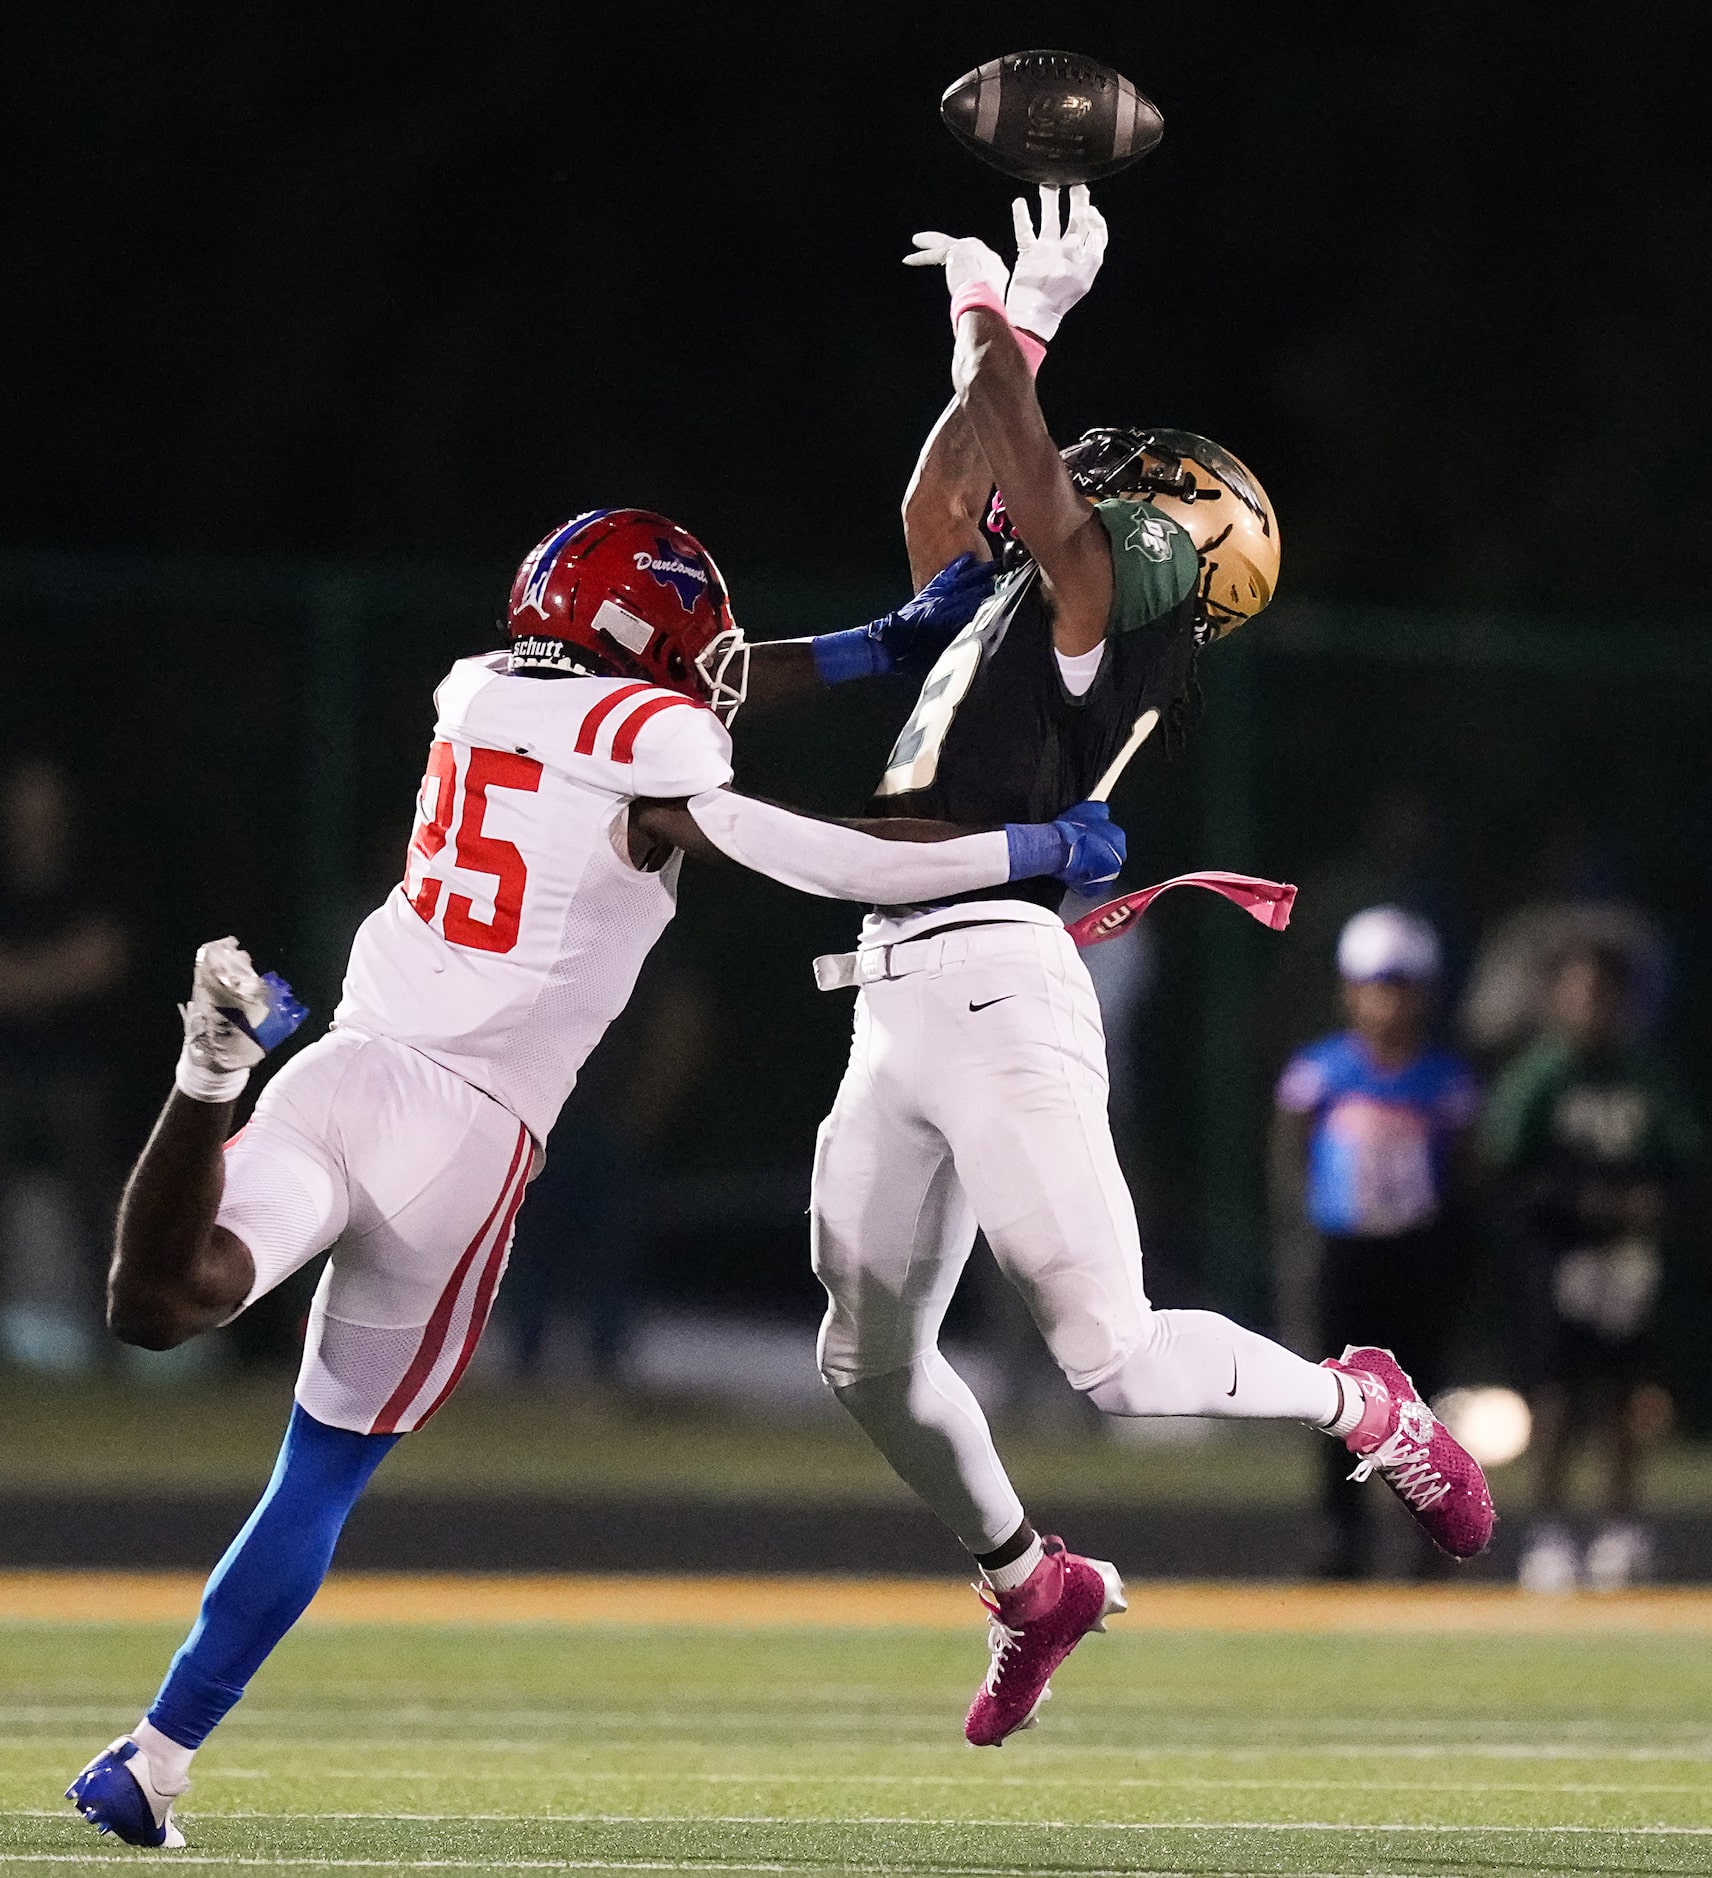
808 189 1494 1751
1268 785 1461 1056
0 759 130 1371
1459 824 1666 1063
1485 940 1702 1592
66 509 1127 1849
1272 907 1481 1579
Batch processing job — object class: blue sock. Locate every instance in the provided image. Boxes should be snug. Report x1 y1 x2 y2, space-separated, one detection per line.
146 1405 396 1749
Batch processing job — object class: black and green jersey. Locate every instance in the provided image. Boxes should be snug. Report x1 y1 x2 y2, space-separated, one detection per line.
1484 1036 1702 1182
870 498 1199 912
1483 1033 1703 1250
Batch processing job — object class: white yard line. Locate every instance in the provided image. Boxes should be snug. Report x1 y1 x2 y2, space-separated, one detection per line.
0 1854 1696 1878
0 1861 1448 1877
0 1863 1435 1878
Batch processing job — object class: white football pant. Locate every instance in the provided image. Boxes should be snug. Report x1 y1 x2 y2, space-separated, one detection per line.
216 1030 533 1434
811 921 1339 1551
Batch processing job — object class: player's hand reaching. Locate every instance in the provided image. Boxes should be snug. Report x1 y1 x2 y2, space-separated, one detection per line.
1003 800 1126 892
904 231 1010 304
1005 185 1108 341
1050 800 1126 891
810 552 997 684
875 552 998 673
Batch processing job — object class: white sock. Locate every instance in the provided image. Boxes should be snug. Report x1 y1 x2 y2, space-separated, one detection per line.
1320 1370 1366 1439
982 1534 1045 1593
131 1719 194 1793
174 1046 250 1105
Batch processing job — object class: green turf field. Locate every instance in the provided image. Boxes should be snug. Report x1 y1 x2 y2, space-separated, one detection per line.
6 1373 1712 1514
2 1616 1709 1876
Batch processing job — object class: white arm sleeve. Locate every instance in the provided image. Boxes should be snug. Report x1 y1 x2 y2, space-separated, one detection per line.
685 789 1017 903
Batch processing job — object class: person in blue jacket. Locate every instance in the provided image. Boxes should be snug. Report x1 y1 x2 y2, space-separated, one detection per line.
1274 906 1481 1577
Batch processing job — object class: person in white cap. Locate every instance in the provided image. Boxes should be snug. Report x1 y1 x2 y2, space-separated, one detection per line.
1273 906 1482 1577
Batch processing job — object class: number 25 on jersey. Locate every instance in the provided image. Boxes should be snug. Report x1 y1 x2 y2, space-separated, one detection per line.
404 742 542 954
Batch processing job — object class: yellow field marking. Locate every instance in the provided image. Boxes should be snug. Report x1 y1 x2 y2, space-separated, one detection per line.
4 1570 1712 1633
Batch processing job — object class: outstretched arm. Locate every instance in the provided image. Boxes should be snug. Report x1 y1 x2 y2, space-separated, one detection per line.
900 185 1105 591
628 789 1123 901
739 552 998 715
732 639 823 715
902 396 995 591
909 188 1114 656
952 310 1111 656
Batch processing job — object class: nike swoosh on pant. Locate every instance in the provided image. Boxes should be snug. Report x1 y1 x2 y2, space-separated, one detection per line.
1226 1356 1239 1397
968 996 1014 1012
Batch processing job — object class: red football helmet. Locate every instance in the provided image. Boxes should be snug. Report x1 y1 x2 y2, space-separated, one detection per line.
506 508 749 720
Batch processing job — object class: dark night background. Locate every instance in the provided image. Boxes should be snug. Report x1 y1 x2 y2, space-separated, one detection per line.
5 2 1706 601
1 3 1708 1362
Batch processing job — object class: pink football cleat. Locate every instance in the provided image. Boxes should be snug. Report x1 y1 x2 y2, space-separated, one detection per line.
964 1537 1126 1747
1324 1346 1496 1558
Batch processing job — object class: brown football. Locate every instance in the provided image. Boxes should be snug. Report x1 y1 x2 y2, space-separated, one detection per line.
940 50 1163 188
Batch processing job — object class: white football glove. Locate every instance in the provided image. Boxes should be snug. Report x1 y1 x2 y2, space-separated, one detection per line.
903 231 1010 305
1005 185 1108 342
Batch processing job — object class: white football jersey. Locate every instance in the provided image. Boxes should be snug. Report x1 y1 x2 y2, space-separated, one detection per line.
336 654 732 1141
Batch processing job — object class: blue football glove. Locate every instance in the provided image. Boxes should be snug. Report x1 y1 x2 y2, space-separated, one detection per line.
1004 800 1126 891
1053 801 1126 890
811 552 998 684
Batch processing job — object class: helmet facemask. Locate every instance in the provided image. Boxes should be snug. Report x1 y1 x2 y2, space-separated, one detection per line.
695 626 750 725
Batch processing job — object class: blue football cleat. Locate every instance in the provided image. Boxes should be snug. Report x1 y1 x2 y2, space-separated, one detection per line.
66 1736 187 1848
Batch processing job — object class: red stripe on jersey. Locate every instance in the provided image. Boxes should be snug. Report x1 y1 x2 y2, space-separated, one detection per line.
410 1147 532 1430
572 682 655 757
370 1123 530 1435
610 692 697 764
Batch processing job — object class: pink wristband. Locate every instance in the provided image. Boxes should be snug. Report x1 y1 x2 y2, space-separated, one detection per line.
948 283 1047 377
948 280 1008 327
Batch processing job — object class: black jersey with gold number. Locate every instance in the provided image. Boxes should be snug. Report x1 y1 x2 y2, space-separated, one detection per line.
870 498 1201 912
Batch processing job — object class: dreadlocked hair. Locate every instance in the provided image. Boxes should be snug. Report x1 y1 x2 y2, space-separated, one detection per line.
1156 620 1205 759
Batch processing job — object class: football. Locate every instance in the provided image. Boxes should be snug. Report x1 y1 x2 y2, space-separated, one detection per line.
940 50 1163 188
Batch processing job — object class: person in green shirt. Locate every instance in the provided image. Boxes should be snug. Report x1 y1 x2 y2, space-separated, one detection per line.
1484 939 1703 1591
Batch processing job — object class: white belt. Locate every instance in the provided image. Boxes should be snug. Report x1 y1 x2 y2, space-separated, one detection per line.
812 945 918 991
813 870 1302 991
812 919 1031 991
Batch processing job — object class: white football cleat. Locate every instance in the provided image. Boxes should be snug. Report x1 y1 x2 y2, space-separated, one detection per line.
176 936 308 1102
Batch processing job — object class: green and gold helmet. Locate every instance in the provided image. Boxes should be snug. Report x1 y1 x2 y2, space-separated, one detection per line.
1061 427 1280 639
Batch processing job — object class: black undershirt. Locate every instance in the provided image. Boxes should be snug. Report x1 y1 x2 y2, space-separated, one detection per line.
870 561 1197 913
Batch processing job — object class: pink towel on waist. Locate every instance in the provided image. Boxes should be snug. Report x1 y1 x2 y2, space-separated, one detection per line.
1065 872 1297 949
